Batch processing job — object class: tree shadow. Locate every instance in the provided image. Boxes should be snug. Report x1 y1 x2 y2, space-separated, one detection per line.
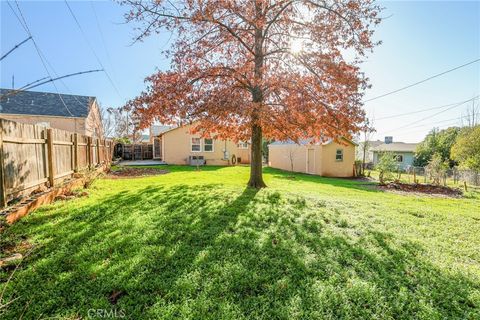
264 167 381 193
1 184 478 319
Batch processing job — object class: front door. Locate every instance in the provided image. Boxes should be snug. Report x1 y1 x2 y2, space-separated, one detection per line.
307 149 315 174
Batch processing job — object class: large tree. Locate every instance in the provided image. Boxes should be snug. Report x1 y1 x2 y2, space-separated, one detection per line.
451 125 480 171
414 127 461 168
123 0 382 188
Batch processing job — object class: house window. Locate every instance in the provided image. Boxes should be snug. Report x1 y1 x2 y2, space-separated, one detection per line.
191 137 201 152
237 141 248 149
204 138 214 152
395 154 403 162
336 149 343 162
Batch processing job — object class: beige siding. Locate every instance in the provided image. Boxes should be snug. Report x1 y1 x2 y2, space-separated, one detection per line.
268 144 307 173
84 101 104 138
162 124 250 165
319 142 355 177
0 113 86 134
268 139 355 177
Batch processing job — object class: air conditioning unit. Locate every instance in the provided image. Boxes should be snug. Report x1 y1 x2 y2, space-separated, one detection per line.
188 155 206 166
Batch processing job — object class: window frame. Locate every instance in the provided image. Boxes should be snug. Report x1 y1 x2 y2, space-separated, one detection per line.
191 137 201 152
335 149 344 162
237 141 249 149
203 138 214 152
395 154 404 163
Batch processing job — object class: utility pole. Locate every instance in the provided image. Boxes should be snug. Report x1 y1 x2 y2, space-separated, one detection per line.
11 74 14 89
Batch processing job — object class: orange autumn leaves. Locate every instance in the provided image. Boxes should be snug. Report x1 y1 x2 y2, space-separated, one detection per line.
123 0 382 143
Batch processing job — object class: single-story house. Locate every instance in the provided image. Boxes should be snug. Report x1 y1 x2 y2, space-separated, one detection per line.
371 138 418 170
0 88 103 138
152 123 251 165
268 137 357 177
355 139 383 164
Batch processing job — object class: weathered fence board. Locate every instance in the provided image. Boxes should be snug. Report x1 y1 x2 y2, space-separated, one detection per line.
0 118 113 207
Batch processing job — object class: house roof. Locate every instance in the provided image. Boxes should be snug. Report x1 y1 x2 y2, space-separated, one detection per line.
151 125 175 136
0 88 95 118
269 137 357 147
371 142 418 153
361 140 383 148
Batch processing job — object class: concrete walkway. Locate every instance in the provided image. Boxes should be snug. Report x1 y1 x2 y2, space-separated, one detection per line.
119 160 167 166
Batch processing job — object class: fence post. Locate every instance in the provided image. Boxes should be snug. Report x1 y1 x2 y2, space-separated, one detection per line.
46 128 55 187
103 139 107 163
87 136 92 170
73 133 79 172
0 123 7 208
96 138 100 165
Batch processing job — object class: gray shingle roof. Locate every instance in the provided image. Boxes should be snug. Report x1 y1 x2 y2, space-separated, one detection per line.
269 139 312 146
0 88 95 118
371 142 418 153
269 137 357 147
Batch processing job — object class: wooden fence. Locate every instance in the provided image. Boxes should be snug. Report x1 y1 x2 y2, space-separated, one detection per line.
0 118 114 208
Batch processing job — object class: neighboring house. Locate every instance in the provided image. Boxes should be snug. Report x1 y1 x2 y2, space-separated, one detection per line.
355 139 383 164
0 88 103 138
152 123 251 165
371 137 418 170
268 137 357 177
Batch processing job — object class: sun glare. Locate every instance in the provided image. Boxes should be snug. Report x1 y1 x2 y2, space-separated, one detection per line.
290 39 304 54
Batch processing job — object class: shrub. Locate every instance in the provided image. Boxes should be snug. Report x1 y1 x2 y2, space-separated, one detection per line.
375 152 397 184
426 153 448 185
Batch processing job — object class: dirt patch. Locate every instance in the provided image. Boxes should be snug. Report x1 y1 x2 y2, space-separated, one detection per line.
108 290 126 304
107 167 170 178
54 190 89 202
379 182 463 197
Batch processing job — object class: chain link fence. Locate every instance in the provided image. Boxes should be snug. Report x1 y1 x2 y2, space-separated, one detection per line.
400 166 479 187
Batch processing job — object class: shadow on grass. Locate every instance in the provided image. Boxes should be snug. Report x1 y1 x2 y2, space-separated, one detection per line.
264 167 381 193
1 184 478 319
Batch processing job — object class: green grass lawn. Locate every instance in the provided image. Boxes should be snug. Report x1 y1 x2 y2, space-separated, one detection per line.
1 166 479 319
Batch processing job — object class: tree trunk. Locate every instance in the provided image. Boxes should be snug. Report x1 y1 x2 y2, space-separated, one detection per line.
247 2 266 188
248 123 266 188
362 145 367 176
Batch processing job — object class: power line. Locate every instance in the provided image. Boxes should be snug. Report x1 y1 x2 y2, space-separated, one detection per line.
89 1 117 79
64 0 124 101
1 69 104 101
9 0 74 116
398 118 468 136
378 96 479 134
0 36 31 61
365 58 480 102
375 96 479 120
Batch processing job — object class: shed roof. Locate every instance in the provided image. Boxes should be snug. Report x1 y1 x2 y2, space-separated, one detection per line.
0 88 95 118
371 142 418 153
269 137 357 147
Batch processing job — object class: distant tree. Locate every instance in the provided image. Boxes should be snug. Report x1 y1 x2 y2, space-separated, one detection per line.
462 99 479 128
425 153 448 185
359 117 376 175
414 127 461 167
122 0 382 188
262 139 271 163
100 107 116 138
375 152 396 184
451 125 480 171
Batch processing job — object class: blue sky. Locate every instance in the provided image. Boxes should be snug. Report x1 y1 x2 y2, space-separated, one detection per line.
1 1 479 142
